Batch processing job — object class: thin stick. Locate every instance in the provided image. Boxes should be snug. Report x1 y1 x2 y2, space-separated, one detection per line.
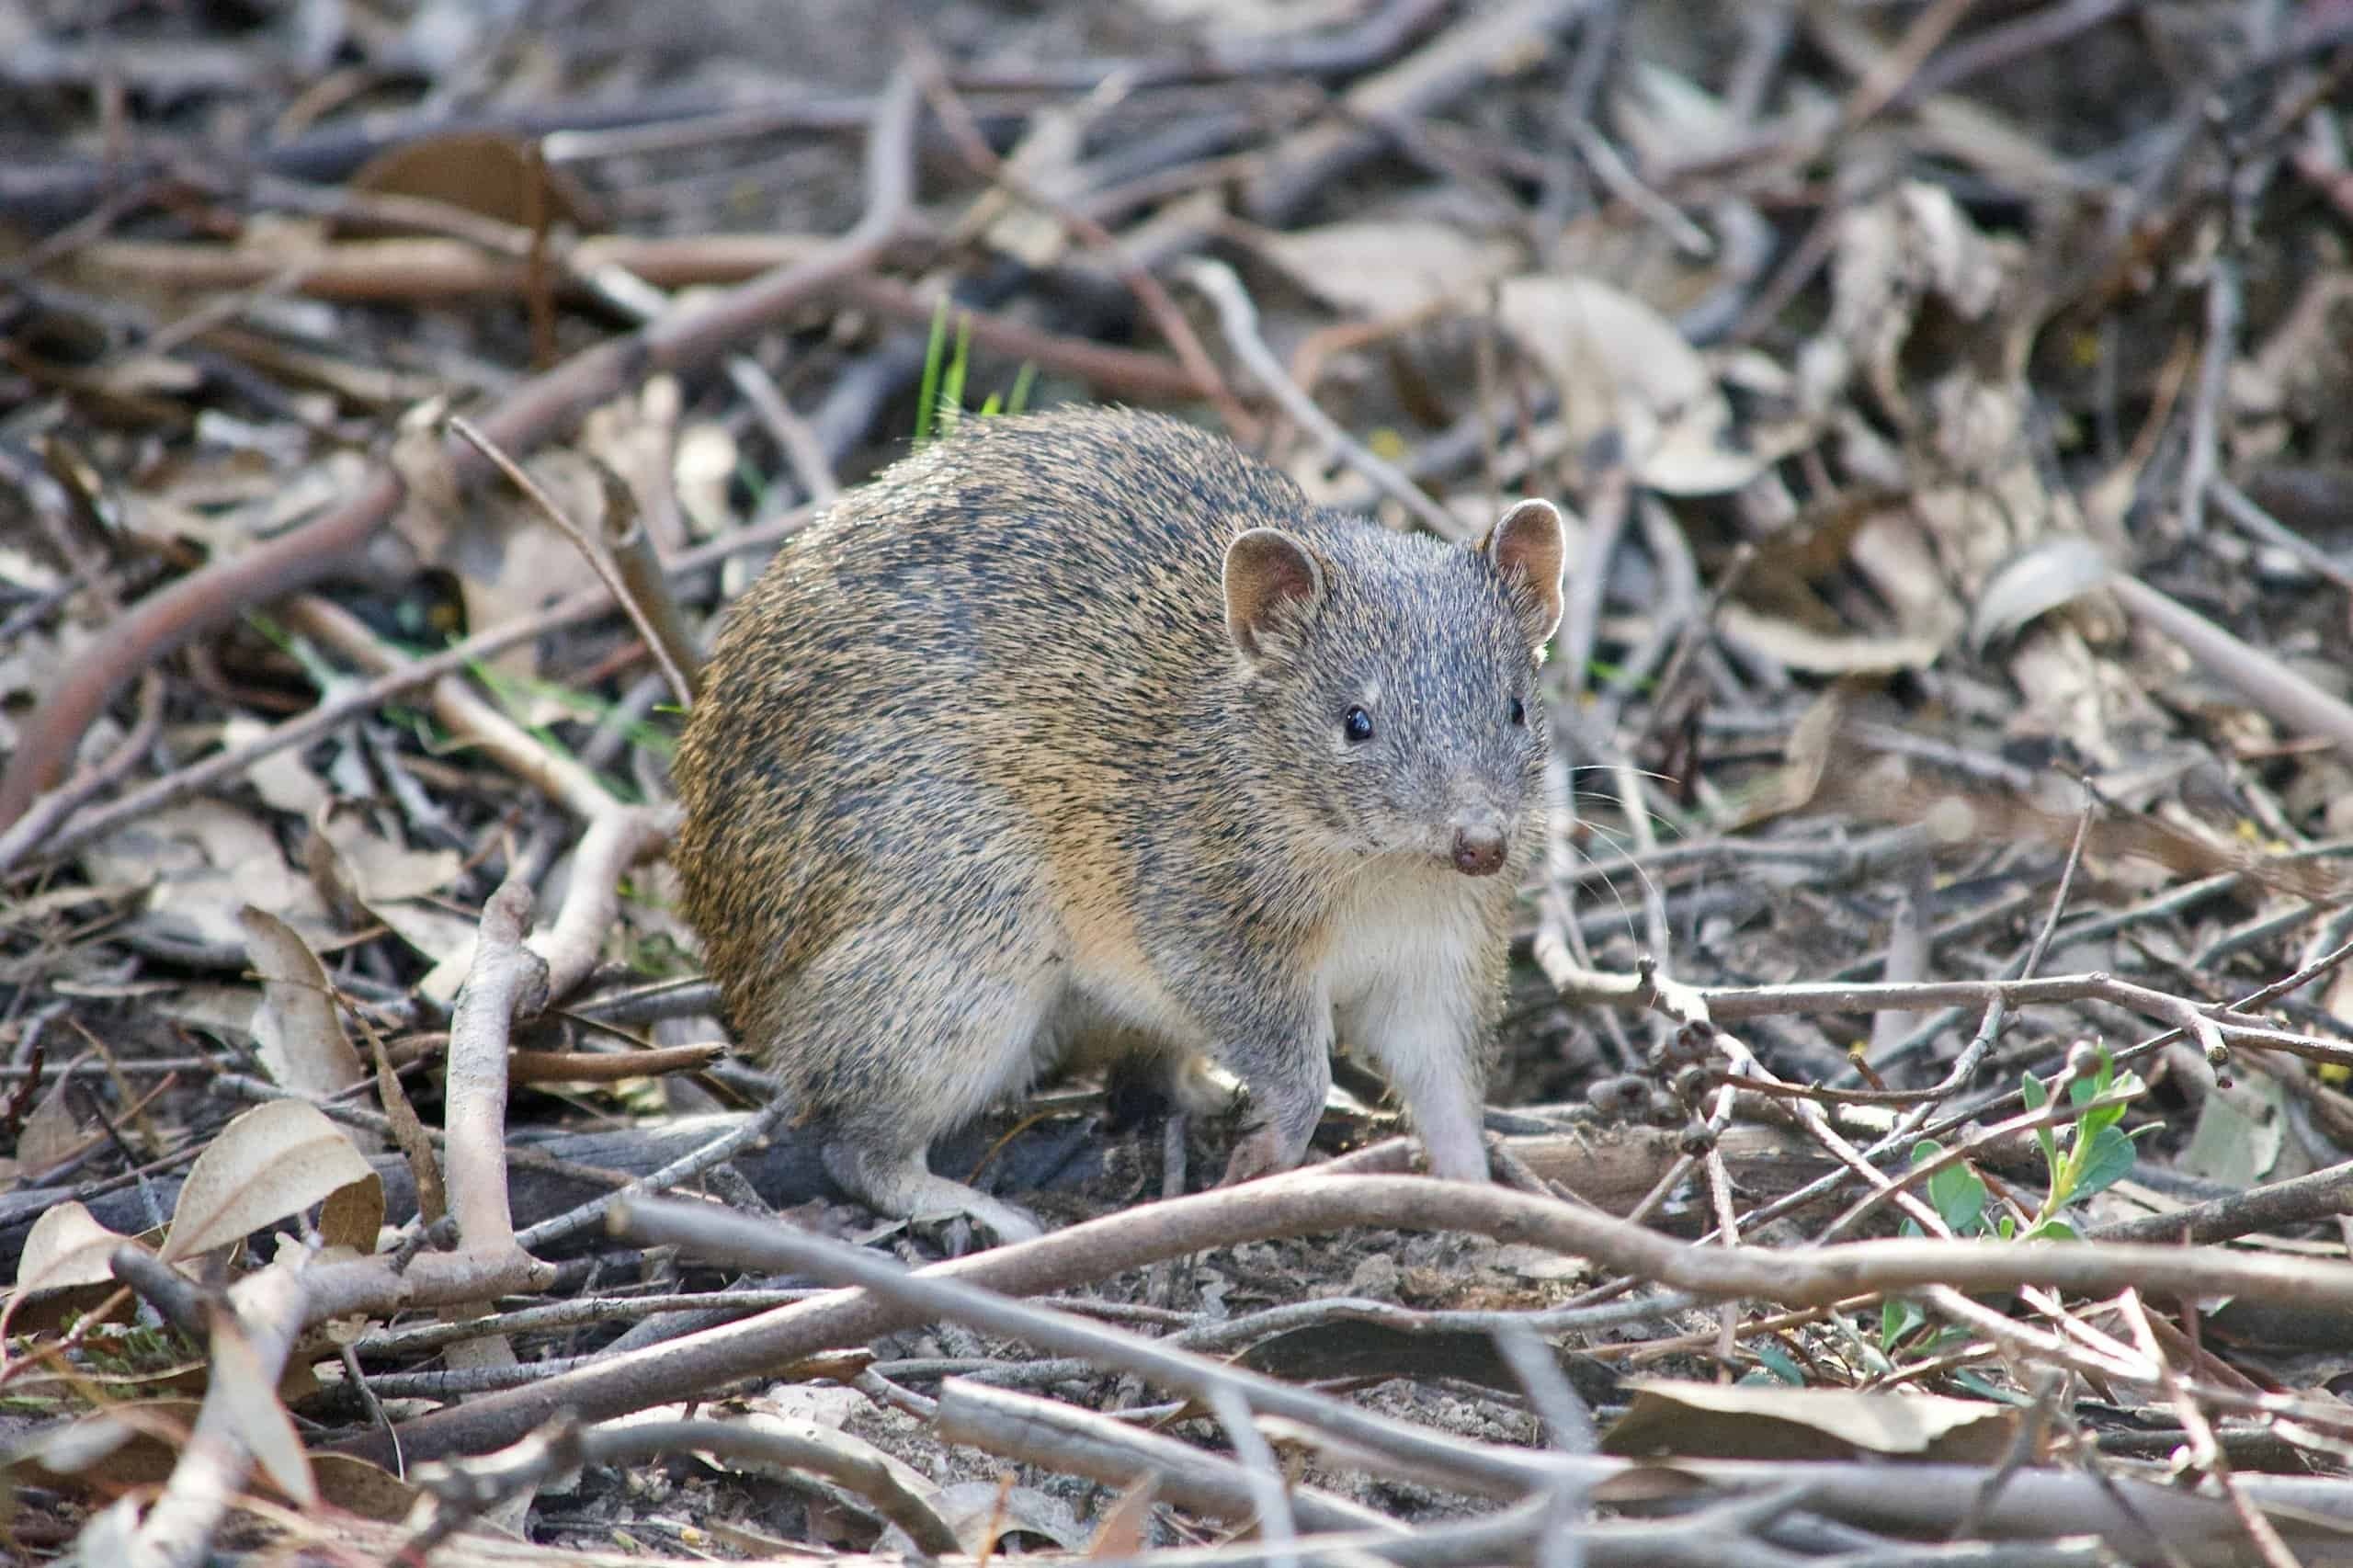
1182 257 1465 540
448 415 697 709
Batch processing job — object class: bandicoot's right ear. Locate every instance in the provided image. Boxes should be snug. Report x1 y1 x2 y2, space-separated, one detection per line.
1223 528 1326 663
1477 498 1566 653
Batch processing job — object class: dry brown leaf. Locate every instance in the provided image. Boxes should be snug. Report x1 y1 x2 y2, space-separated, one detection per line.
1085 1478 1158 1559
369 900 480 1005
1253 218 1522 320
345 130 600 232
2178 1071 2290 1190
930 1479 1086 1554
82 798 333 952
1972 535 2115 650
1494 274 1788 494
17 1073 84 1171
1714 603 1945 675
14 1200 130 1291
6 1202 138 1335
1601 1379 2018 1464
205 1297 318 1506
239 906 368 1101
316 1167 388 1256
159 1100 377 1265
359 1010 447 1227
317 809 461 905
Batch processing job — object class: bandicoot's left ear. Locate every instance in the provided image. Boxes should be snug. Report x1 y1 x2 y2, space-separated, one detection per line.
1476 498 1566 652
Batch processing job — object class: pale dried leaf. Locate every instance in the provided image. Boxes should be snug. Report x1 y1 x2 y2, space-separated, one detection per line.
161 1099 377 1264
2179 1072 2287 1188
675 422 740 540
1254 219 1520 320
1971 535 2114 650
932 1479 1086 1554
454 449 609 699
153 983 262 1040
319 812 460 904
82 798 333 952
1822 181 2017 426
386 397 459 562
0 619 97 755
372 899 479 1004
1609 62 1735 168
1133 0 1356 32
0 540 65 593
1715 604 1945 675
974 105 1087 268
1603 1379 2017 1464
34 1409 144 1476
240 906 368 1099
18 1074 84 1171
1494 275 1785 494
1086 1478 1158 1559
1472 1243 1590 1281
207 1300 319 1506
225 715 332 817
14 1200 132 1294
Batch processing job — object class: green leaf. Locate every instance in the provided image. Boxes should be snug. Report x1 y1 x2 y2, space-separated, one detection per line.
1006 360 1038 416
1953 1369 2025 1404
2071 1125 2136 1200
2021 1218 2079 1243
1927 1159 1988 1234
2021 1073 2058 1175
1748 1343 1806 1386
1881 1298 1926 1351
938 312 974 437
915 296 950 447
1996 1213 2015 1240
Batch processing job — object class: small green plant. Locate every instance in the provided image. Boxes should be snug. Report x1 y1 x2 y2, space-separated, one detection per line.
914 296 1035 448
2017 1047 2148 1241
1879 1046 2148 1352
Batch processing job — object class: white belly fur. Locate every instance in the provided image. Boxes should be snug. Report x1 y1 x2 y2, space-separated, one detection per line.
1032 858 1485 1069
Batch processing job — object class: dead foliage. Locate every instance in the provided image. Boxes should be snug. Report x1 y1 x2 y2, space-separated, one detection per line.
7 1 2353 1564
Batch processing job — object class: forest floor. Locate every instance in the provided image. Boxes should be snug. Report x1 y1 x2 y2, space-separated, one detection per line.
8 1 2353 1564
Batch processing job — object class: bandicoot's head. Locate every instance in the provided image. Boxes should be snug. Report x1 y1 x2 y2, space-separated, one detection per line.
1222 499 1565 876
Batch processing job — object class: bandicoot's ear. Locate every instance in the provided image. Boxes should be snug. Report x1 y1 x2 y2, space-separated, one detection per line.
1223 528 1326 663
1477 498 1566 652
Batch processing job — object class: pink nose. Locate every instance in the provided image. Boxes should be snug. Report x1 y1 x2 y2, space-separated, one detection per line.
1450 827 1506 877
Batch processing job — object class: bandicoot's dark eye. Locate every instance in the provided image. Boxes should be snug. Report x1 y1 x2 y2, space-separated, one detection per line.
1342 705 1375 744
1509 698 1528 727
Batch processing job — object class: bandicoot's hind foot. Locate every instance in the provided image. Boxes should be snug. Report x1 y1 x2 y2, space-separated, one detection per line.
1219 1119 1305 1187
822 1141 1044 1245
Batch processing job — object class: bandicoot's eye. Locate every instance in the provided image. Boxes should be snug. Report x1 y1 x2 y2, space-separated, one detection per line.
1342 705 1375 744
1509 698 1528 727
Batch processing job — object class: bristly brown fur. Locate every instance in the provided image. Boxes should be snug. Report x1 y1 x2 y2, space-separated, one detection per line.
673 407 1563 1241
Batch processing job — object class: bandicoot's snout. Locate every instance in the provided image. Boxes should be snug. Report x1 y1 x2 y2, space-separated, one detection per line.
1449 817 1507 877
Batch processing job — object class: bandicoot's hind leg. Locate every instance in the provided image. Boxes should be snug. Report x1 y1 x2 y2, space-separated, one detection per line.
790 924 1057 1244
820 1135 1043 1244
